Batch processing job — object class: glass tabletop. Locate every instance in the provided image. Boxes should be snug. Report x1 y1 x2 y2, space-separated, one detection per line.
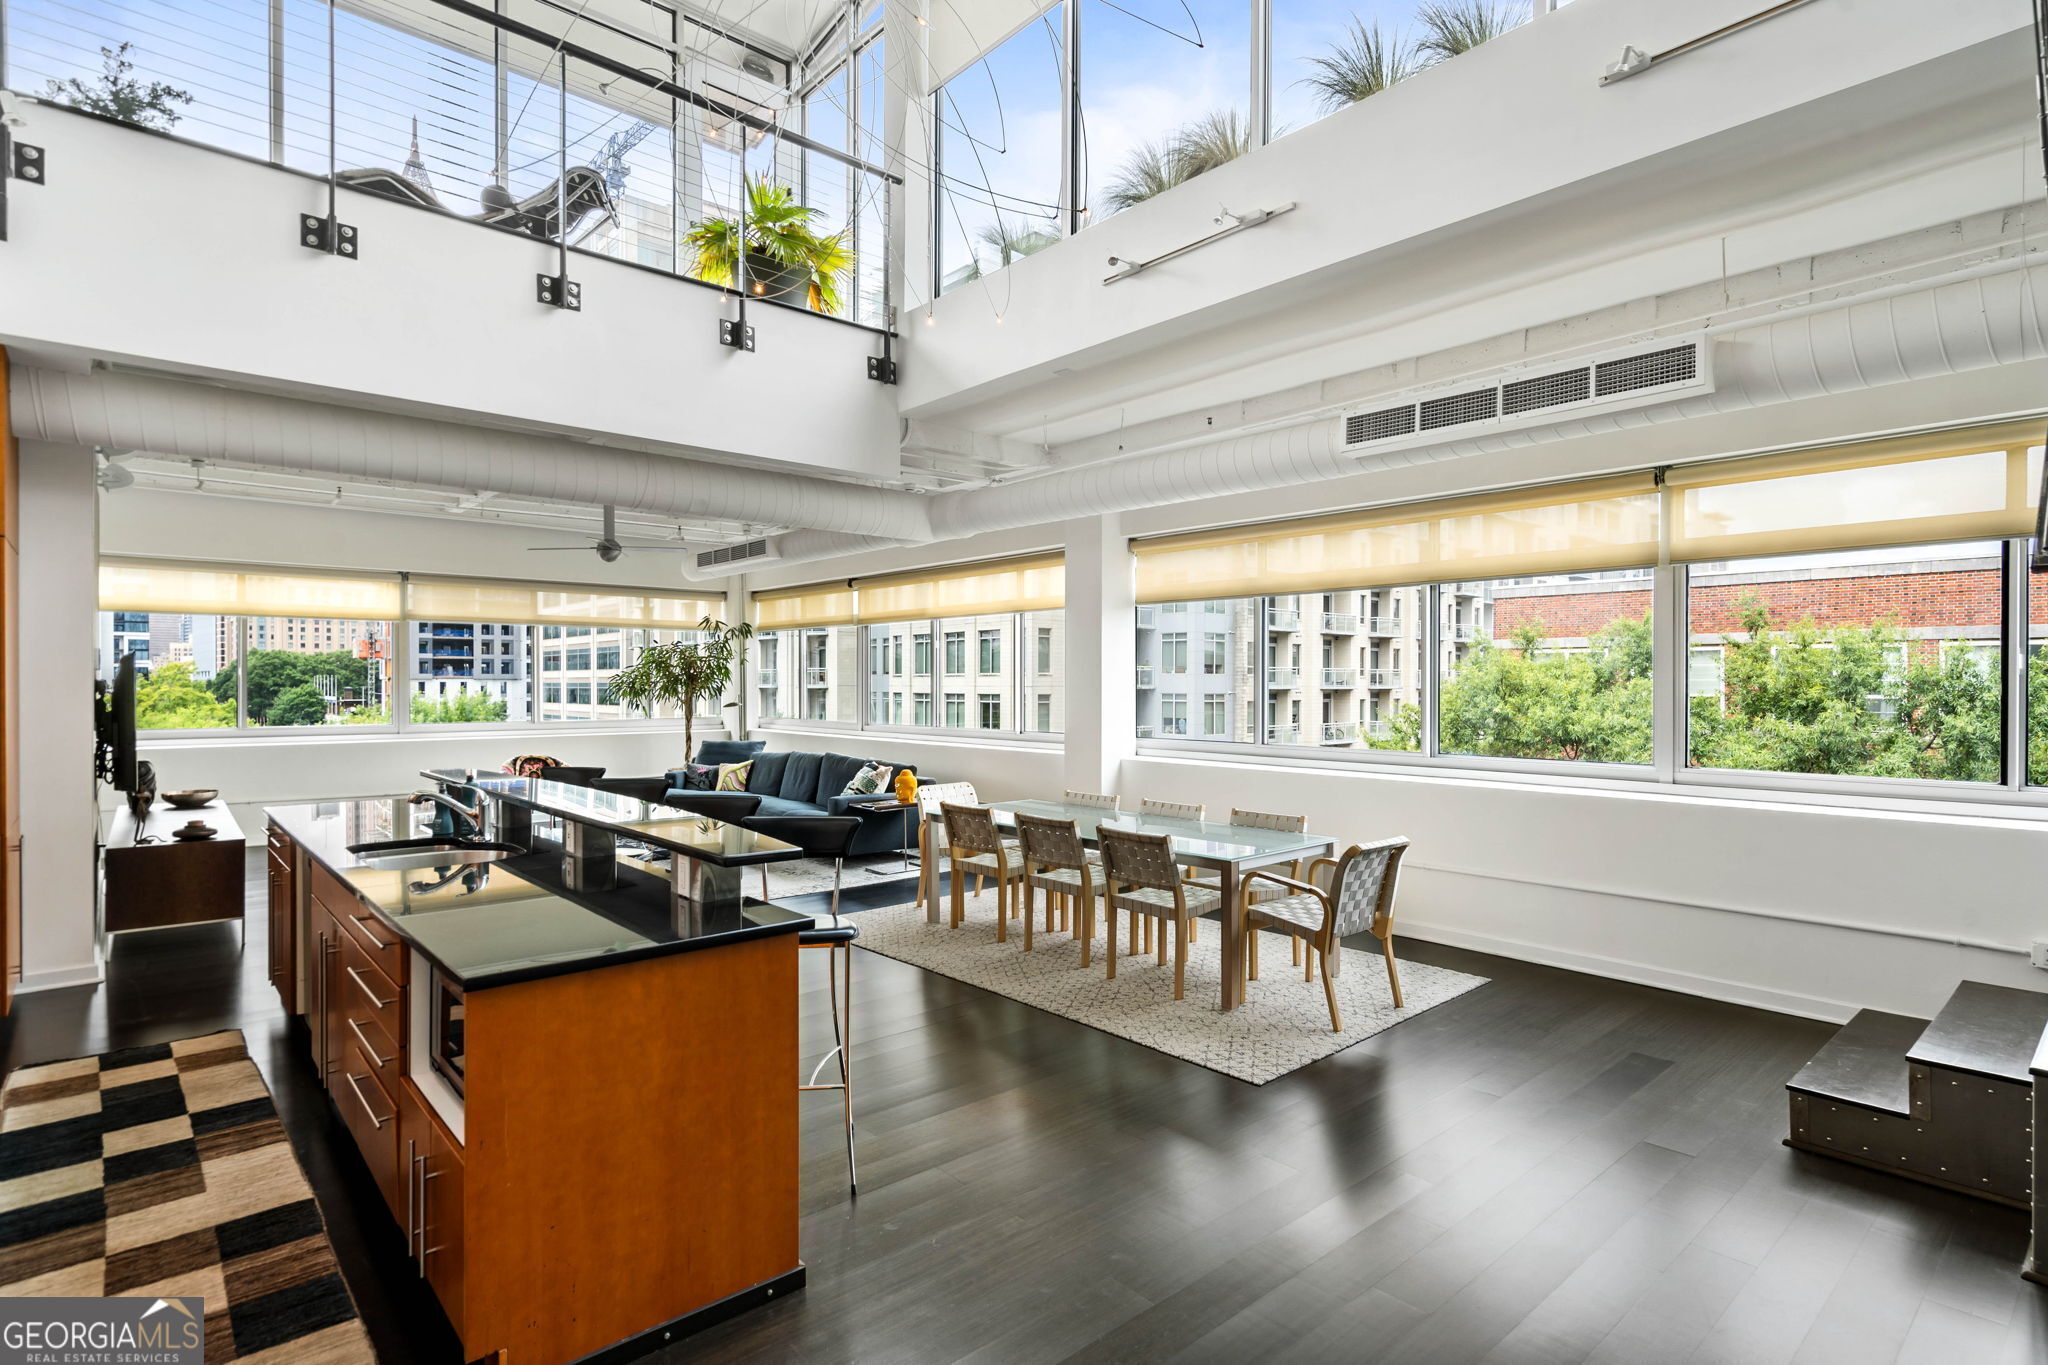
473 777 802 864
985 799 1331 865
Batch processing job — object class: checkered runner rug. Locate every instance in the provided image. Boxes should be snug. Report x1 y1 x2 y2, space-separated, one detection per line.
0 1030 374 1363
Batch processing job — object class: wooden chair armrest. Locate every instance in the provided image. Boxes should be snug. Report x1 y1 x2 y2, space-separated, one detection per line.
1243 868 1329 902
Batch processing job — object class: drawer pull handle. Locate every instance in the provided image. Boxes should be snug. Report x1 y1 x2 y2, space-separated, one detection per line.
343 1073 389 1129
346 1016 392 1067
346 966 394 1009
349 913 392 950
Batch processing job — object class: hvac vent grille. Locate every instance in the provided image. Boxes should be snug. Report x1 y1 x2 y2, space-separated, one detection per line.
1346 406 1417 445
1419 388 1499 431
696 538 770 568
1502 368 1591 415
1594 344 1697 397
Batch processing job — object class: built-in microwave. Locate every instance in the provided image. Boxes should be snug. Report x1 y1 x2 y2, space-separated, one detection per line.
429 969 465 1095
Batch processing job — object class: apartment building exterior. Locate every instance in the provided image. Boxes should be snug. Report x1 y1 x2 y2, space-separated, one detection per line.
412 620 531 715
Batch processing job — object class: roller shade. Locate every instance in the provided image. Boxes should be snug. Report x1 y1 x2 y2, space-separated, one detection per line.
407 577 726 627
927 0 1059 88
753 582 858 629
854 554 1064 624
1666 422 2044 563
99 560 402 620
1133 476 1661 603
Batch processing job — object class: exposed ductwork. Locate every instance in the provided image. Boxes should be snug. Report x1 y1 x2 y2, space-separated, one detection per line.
6 368 933 543
13 257 2048 578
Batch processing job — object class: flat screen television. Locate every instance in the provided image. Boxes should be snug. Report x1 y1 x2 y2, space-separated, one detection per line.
95 653 138 794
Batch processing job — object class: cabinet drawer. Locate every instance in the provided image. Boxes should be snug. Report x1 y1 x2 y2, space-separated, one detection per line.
340 934 404 1047
309 863 404 981
335 1042 402 1216
339 1004 402 1096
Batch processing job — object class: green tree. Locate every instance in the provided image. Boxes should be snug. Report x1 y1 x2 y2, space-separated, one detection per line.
411 692 510 724
265 682 330 728
45 42 193 130
134 661 235 730
605 619 755 761
214 648 369 720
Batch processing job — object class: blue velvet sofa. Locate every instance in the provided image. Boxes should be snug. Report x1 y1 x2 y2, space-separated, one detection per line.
665 742 920 857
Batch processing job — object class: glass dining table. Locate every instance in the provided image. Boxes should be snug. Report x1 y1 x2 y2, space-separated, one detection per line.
926 799 1336 1010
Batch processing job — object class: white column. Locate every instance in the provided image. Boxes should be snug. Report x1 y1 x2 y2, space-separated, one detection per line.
1062 513 1134 796
17 441 103 992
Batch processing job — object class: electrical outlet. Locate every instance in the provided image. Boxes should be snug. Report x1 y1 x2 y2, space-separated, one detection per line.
2031 939 2048 970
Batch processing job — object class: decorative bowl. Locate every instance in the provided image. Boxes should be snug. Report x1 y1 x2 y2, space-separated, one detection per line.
161 790 219 810
172 822 218 842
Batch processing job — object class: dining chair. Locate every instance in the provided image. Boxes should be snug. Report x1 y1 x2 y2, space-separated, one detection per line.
1190 808 1310 955
1240 836 1410 1031
1062 790 1120 810
1098 827 1220 999
1139 798 1206 821
940 803 1026 940
1016 813 1104 957
914 781 981 910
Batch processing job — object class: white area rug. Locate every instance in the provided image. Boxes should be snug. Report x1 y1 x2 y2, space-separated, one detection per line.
760 853 920 899
852 891 1489 1085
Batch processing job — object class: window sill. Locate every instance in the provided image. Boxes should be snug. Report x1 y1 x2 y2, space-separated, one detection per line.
140 723 723 747
754 724 1064 753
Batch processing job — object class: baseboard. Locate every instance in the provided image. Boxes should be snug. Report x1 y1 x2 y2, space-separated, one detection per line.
15 962 105 994
1397 917 1862 1024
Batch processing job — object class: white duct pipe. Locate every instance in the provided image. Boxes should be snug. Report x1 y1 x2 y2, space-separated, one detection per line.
7 368 933 543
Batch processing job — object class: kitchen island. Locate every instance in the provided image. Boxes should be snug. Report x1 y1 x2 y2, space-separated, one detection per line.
265 793 812 1365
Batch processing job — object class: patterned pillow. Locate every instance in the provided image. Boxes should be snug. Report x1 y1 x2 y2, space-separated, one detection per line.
716 761 753 792
504 754 563 778
842 762 894 797
681 764 718 791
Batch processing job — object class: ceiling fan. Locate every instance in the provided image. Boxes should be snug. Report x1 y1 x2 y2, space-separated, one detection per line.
526 505 693 563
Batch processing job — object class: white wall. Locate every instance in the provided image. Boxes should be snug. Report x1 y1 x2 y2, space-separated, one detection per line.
17 442 102 992
0 105 899 481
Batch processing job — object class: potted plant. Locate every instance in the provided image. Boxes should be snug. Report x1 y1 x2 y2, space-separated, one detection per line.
604 618 756 762
683 176 852 314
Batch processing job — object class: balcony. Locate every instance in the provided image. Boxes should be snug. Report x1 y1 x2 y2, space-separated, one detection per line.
1369 616 1404 636
1322 613 1359 634
1321 667 1356 688
1267 668 1298 688
1368 669 1405 688
1268 610 1301 631
1136 607 1158 628
1363 720 1396 739
1135 665 1156 688
1320 722 1357 745
804 667 830 687
755 669 779 688
1447 623 1478 642
1264 726 1299 744
1135 725 1157 738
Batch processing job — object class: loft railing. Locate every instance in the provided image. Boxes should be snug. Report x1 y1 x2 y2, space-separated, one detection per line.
2 0 897 333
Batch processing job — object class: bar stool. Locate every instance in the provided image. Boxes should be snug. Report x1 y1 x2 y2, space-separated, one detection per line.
745 813 862 1195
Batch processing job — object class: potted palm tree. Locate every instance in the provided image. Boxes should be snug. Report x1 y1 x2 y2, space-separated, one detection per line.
683 176 852 314
604 619 756 762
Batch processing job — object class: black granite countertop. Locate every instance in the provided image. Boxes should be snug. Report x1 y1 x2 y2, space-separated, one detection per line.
265 796 813 990
426 772 806 867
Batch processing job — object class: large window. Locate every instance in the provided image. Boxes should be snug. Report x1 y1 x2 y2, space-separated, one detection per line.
1688 545 2003 784
97 612 240 729
934 5 1067 293
100 612 390 730
411 620 527 724
1268 0 1530 141
755 627 861 724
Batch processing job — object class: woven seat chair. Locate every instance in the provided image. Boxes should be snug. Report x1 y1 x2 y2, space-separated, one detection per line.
914 782 1019 909
1191 809 1311 958
1240 836 1410 1031
1133 798 1208 948
1015 813 1104 958
940 802 1026 939
1099 827 1220 998
1062 790 1120 810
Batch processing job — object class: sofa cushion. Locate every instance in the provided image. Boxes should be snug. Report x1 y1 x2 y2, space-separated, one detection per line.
749 794 820 818
694 738 765 766
716 761 753 791
663 765 718 791
745 750 792 794
779 751 824 803
814 753 869 801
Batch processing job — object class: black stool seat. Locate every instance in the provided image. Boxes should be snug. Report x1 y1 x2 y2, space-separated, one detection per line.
800 915 860 946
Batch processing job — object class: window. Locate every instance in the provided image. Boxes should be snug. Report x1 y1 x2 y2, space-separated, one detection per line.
1138 598 1254 743
543 651 562 671
1160 695 1188 735
105 612 395 730
978 629 1001 673
544 682 562 705
945 693 967 727
944 631 966 674
753 626 860 724
978 693 1003 728
566 681 593 706
597 646 620 670
1203 633 1227 674
1688 544 2002 783
1204 696 1227 736
915 633 933 675
1161 632 1189 673
935 5 1066 293
915 693 934 726
1036 626 1054 675
98 611 240 729
1036 693 1053 731
411 620 528 724
565 647 592 671
1022 610 1064 732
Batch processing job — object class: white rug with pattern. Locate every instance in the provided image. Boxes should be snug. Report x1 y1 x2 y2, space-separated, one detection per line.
852 890 1489 1085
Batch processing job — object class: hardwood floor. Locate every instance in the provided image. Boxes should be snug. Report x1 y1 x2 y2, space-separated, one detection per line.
4 859 2042 1364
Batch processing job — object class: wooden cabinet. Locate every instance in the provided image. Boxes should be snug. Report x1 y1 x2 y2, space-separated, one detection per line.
266 828 296 1013
103 801 246 934
399 1080 467 1343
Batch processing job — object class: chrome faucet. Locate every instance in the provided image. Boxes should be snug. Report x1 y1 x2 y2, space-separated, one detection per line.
408 864 490 896
410 789 486 838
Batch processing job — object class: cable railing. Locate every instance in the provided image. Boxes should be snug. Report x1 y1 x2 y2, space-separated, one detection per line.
2 0 897 334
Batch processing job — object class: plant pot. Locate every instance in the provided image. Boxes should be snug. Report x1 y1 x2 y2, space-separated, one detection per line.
740 250 810 306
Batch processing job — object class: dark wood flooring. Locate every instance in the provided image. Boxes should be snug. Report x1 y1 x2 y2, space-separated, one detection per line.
4 859 2043 1364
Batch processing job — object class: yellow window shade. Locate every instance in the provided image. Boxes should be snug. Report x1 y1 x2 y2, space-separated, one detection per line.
99 560 402 620
753 582 858 630
854 554 1064 624
406 578 726 628
1665 422 2044 562
1133 475 1661 602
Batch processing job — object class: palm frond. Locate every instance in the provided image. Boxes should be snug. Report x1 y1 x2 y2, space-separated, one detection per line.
1414 0 1525 62
1300 20 1416 113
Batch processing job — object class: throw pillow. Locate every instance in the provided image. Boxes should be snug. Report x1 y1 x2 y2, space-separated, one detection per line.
842 761 894 797
717 761 754 792
682 764 717 791
504 754 563 778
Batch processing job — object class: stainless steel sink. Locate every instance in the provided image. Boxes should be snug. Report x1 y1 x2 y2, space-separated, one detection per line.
346 838 525 871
